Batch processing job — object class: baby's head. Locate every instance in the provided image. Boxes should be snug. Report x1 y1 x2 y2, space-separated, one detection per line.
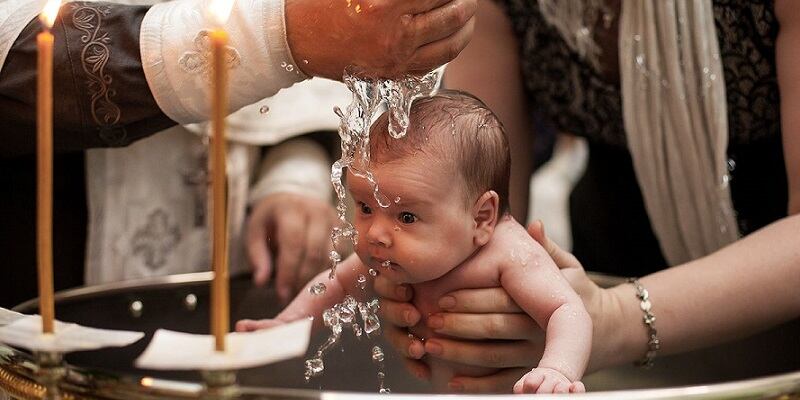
346 90 511 283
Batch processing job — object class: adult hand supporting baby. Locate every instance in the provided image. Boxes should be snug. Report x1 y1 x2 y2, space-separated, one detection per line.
376 220 617 392
285 0 477 80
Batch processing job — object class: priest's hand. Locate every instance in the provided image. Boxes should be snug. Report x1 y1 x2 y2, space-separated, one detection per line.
285 0 477 80
246 192 337 304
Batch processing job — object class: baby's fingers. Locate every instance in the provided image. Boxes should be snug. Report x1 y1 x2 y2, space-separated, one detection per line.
554 381 571 393
235 319 281 332
570 381 586 393
536 375 559 394
513 371 544 394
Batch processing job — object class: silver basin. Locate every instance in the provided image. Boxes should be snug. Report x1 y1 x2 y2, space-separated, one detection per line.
2 272 798 399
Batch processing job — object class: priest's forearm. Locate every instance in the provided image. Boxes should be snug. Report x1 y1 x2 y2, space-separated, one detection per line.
0 3 175 157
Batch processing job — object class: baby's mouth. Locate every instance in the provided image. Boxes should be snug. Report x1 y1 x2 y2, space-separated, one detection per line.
373 258 399 271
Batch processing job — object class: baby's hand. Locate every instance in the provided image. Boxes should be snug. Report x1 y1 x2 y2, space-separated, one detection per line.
235 318 284 332
513 367 585 394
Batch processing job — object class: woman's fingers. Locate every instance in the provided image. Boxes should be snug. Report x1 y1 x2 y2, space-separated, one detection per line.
424 337 543 368
374 275 414 302
384 324 425 359
427 312 542 340
527 220 581 270
439 287 522 313
379 297 421 327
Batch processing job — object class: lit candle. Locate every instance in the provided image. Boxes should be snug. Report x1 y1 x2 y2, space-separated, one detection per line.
207 0 234 352
37 0 62 335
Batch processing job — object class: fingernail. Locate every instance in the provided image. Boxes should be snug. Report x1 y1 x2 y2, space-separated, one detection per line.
403 310 417 325
438 295 456 310
425 340 442 355
409 344 424 359
448 381 464 392
396 285 408 299
427 314 444 330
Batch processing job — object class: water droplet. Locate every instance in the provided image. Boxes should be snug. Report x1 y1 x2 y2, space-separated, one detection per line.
379 388 391 394
393 226 400 232
727 158 736 172
357 274 367 290
259 105 269 114
310 282 327 295
381 260 391 268
394 196 401 203
368 268 378 276
371 346 385 363
302 59 309 64
305 358 324 377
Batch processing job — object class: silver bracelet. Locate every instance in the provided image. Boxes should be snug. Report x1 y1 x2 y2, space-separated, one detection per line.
628 278 660 368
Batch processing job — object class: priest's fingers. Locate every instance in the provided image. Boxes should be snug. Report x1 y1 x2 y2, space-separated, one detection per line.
411 0 477 46
403 0 456 15
295 210 333 292
407 15 475 73
245 209 273 287
274 211 305 303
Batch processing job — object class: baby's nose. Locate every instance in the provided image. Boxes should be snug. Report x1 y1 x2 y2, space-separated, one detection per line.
366 220 393 248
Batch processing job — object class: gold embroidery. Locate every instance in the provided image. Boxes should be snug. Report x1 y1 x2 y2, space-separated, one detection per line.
71 3 121 128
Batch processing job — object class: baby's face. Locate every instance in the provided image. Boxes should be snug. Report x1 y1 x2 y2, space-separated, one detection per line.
346 154 478 284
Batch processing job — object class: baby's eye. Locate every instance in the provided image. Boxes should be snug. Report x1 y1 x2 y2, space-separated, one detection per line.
358 202 372 215
399 212 417 224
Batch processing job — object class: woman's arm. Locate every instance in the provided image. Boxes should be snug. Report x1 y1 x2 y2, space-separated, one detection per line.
776 0 800 214
445 0 535 222
596 214 800 369
376 214 800 391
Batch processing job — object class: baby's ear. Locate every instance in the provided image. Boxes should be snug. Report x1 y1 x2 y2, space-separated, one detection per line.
472 190 500 246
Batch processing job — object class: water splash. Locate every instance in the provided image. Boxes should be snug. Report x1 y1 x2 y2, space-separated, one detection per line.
372 345 391 393
309 282 327 296
304 295 382 381
327 67 442 278
313 66 442 392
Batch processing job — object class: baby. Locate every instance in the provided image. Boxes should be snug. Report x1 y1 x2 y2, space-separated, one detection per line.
237 90 591 394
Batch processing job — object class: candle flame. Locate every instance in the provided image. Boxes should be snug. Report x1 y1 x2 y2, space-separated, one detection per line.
40 0 62 29
207 0 235 26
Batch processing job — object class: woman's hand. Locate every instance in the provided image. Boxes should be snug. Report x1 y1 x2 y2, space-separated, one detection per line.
376 220 617 392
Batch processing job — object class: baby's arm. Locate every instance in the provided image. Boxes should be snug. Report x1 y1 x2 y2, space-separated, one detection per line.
497 223 592 393
237 253 369 331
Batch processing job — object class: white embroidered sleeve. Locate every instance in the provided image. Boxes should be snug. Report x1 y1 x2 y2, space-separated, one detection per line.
140 0 308 124
248 138 333 204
